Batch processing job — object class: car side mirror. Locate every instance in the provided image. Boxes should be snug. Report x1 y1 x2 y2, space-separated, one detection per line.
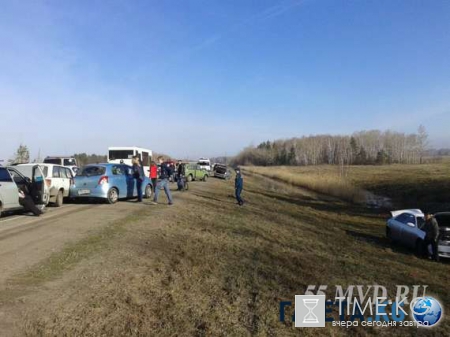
406 222 415 228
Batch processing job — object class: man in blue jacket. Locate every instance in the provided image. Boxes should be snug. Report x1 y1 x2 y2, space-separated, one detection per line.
152 156 174 205
235 167 244 206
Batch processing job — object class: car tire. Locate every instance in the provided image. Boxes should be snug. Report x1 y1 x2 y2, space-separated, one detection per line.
144 184 152 199
107 188 119 204
55 190 64 207
187 174 193 182
203 175 208 182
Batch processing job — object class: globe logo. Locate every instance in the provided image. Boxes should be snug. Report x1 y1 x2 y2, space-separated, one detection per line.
410 296 443 327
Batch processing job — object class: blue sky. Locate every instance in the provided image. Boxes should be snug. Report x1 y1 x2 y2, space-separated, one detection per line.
1 0 449 161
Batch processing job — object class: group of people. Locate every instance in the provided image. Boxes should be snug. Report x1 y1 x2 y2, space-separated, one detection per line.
131 156 174 205
131 156 245 207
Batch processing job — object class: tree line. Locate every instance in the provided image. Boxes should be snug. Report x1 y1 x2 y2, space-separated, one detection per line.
231 126 435 166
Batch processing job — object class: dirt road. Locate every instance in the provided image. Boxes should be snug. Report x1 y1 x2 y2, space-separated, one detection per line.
0 202 147 289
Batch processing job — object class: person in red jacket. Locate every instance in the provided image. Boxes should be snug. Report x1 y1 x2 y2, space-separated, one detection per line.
149 161 158 193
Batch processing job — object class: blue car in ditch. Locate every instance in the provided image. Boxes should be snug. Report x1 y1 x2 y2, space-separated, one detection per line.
70 163 153 204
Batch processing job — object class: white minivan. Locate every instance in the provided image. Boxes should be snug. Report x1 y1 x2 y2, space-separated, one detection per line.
17 164 74 207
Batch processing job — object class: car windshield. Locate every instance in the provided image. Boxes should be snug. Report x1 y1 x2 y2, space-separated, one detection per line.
78 166 106 177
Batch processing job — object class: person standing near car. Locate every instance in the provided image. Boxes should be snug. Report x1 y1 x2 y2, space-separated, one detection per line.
423 212 440 262
149 161 158 193
132 156 144 202
152 156 173 205
235 167 244 206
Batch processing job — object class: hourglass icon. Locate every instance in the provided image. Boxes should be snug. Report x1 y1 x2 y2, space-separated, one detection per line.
303 298 319 324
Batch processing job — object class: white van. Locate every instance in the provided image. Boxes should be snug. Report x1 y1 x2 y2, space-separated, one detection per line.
198 158 211 172
108 147 152 175
44 156 78 175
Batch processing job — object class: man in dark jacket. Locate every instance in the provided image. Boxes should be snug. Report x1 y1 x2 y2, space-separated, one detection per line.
18 185 43 216
132 156 144 202
235 168 244 206
423 213 440 262
152 156 173 205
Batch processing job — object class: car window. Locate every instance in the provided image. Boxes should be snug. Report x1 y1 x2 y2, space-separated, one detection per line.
0 168 12 182
44 158 62 165
417 217 425 229
59 167 68 178
53 166 61 178
8 170 26 185
395 213 409 224
78 166 106 177
64 158 76 166
404 214 416 225
111 165 124 175
42 166 49 177
64 168 73 178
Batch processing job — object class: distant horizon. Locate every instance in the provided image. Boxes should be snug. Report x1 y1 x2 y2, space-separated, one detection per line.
2 126 450 163
1 1 449 161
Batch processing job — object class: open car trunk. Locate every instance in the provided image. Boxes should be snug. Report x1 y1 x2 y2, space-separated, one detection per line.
434 213 450 241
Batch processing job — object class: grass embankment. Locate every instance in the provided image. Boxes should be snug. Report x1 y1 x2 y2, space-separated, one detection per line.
243 166 367 204
244 158 450 210
15 173 450 336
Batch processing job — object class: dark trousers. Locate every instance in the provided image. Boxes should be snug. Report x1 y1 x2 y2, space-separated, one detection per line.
136 178 143 201
425 238 439 261
151 178 157 192
235 187 243 205
19 196 42 216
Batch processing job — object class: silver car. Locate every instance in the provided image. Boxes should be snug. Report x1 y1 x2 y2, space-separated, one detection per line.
386 209 450 258
0 165 48 217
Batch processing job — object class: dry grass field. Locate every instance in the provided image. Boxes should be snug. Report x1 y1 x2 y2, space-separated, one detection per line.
1 162 449 336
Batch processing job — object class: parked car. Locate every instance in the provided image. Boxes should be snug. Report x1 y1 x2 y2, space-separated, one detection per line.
185 163 209 182
18 164 74 207
0 166 48 217
386 209 450 258
213 164 231 180
70 163 153 204
44 156 78 175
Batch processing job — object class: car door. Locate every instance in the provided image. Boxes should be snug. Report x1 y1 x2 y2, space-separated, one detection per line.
61 167 73 197
0 167 20 208
390 213 408 241
399 214 419 248
123 165 135 198
31 165 47 205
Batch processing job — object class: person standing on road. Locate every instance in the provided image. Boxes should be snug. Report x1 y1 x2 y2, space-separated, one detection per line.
152 156 173 205
150 161 158 193
235 168 244 206
423 212 440 262
132 156 144 202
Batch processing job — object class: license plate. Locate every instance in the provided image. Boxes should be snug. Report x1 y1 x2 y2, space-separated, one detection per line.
78 189 90 195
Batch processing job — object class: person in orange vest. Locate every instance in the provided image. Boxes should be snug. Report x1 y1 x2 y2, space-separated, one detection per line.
149 161 158 193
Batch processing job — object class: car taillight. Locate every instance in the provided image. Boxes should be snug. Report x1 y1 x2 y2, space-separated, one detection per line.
45 179 52 187
98 176 109 185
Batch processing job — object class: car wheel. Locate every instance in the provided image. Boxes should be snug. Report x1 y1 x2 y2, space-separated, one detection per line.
107 188 119 204
187 174 193 182
144 184 152 199
55 190 64 207
203 175 208 182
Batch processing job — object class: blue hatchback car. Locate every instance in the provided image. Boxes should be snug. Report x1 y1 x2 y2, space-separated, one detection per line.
70 163 152 204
